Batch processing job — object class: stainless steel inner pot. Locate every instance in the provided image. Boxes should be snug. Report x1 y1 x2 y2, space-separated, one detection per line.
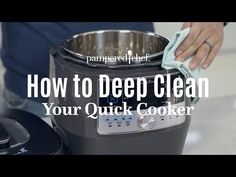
63 30 169 66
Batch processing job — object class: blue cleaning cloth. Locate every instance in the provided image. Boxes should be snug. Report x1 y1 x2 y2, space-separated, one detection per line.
161 27 200 104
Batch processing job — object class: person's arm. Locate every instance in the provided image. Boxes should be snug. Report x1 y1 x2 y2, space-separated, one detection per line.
175 22 225 70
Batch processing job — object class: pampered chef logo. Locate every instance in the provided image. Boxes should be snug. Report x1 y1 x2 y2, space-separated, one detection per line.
86 50 150 64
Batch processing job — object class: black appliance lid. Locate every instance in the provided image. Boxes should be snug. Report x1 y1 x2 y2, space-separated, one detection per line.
0 109 62 155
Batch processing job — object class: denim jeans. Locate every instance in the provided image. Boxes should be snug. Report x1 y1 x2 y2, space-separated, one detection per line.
3 88 46 118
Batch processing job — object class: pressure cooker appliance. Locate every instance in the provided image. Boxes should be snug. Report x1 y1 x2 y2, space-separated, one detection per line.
0 109 63 155
50 30 191 154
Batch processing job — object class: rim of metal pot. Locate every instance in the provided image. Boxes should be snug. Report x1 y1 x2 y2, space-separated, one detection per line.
62 29 169 67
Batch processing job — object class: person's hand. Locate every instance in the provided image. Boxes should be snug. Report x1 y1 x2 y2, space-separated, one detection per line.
175 22 224 70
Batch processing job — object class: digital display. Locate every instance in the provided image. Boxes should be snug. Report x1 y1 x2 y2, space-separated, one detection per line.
99 73 185 111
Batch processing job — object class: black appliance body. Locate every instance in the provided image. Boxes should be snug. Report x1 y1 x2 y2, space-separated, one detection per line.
49 30 191 154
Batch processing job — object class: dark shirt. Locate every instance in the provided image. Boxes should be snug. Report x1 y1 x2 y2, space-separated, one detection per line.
1 22 154 102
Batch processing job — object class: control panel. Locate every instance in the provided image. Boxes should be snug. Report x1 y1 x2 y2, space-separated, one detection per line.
97 102 186 135
97 73 187 135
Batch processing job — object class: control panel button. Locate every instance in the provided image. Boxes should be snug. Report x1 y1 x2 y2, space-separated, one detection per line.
138 116 157 130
